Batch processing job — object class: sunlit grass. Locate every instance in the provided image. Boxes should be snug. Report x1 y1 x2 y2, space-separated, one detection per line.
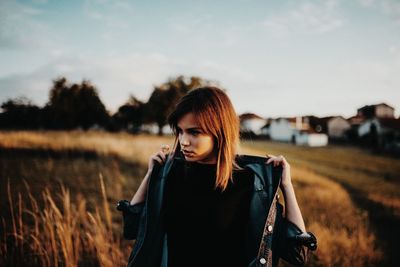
1 130 398 266
1 176 127 267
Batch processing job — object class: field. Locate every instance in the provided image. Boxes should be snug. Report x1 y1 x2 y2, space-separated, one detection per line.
1 130 399 267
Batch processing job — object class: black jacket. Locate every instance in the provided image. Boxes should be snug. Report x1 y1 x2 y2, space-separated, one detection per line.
119 154 316 267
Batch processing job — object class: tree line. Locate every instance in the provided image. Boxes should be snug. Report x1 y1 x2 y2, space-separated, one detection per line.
0 75 216 135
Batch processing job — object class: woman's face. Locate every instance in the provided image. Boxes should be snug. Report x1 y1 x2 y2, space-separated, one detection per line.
177 112 216 164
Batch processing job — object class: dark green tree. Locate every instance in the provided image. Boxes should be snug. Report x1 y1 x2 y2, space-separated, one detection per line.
0 97 42 129
112 95 144 133
45 77 109 130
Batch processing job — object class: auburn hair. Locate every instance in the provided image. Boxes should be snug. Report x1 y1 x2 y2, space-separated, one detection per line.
167 86 241 191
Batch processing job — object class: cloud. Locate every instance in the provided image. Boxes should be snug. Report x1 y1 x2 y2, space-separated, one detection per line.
0 0 56 50
83 0 135 29
262 0 344 37
168 14 214 34
358 0 400 24
0 51 270 113
0 53 172 111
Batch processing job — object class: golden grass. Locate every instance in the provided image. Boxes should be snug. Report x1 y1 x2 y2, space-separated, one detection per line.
0 130 175 166
1 176 127 267
1 130 397 266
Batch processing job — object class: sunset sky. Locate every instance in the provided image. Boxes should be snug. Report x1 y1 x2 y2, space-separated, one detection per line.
1 0 399 118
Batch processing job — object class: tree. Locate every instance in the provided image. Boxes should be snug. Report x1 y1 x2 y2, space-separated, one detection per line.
45 77 109 130
0 97 42 129
112 95 144 133
145 75 216 135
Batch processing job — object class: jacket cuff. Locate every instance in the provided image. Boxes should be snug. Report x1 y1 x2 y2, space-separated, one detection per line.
285 220 317 251
117 200 145 240
279 219 316 266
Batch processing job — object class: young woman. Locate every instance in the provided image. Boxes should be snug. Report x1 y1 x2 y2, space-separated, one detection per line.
117 87 317 267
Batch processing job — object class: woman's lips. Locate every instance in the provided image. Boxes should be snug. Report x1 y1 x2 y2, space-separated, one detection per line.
182 150 195 157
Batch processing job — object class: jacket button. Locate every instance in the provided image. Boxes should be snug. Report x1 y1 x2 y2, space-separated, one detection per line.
276 194 280 200
267 225 273 232
259 258 266 264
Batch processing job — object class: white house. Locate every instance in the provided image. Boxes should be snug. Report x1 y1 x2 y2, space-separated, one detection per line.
358 117 400 137
239 113 267 135
140 123 173 135
296 130 329 147
268 117 328 146
269 118 297 142
327 116 351 139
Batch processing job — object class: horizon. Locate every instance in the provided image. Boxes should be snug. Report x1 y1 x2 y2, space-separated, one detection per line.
1 0 399 118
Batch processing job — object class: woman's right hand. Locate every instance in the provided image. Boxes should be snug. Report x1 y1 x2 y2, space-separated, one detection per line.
131 144 170 205
147 144 170 173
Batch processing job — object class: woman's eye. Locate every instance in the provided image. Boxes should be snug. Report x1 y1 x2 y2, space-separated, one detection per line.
190 130 200 136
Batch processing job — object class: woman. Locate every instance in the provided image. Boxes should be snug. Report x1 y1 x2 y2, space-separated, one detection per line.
117 87 317 267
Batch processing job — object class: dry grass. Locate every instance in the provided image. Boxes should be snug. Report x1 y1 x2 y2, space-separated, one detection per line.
0 130 175 166
1 131 398 266
1 176 127 267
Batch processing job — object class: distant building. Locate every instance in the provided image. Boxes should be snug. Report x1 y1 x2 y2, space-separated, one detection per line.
239 113 267 136
357 117 400 153
266 116 328 146
357 103 395 119
296 129 329 147
140 123 173 135
358 117 400 137
308 116 351 140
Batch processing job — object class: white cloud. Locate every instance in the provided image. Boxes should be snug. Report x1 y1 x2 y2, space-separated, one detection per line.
0 0 63 51
262 0 344 37
358 0 400 24
0 53 184 111
195 60 257 84
83 0 134 29
0 51 269 113
168 14 213 34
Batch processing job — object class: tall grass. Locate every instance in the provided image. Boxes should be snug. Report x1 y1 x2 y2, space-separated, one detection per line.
1 131 396 266
1 175 127 267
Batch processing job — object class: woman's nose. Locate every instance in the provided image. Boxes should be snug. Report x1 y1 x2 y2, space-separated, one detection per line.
180 133 190 146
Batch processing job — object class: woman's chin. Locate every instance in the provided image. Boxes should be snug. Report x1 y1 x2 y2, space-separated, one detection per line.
184 156 197 162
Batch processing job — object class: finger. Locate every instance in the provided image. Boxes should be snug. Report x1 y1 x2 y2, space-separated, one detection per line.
152 155 163 164
160 144 170 153
266 154 275 164
157 152 166 162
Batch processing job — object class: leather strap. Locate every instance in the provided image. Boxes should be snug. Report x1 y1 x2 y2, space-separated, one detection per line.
256 176 281 267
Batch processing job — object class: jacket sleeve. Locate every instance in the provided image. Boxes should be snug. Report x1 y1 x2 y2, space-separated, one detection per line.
277 216 316 266
119 201 145 240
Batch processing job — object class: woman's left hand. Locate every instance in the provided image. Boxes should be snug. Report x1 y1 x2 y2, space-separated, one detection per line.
266 154 292 189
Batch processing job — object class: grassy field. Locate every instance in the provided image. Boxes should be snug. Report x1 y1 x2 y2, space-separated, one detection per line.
1 130 399 266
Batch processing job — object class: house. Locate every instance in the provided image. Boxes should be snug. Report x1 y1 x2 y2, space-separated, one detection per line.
308 116 351 140
296 129 329 147
266 116 328 146
140 123 173 135
357 117 400 154
358 117 400 138
357 103 395 119
239 113 267 136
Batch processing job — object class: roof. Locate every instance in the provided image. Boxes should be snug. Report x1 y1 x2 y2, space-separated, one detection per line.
347 115 366 125
239 113 265 121
358 103 394 111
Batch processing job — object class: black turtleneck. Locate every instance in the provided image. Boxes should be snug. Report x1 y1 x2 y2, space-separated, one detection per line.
165 160 254 267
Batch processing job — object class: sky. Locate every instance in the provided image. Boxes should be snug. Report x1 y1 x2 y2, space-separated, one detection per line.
1 0 399 119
